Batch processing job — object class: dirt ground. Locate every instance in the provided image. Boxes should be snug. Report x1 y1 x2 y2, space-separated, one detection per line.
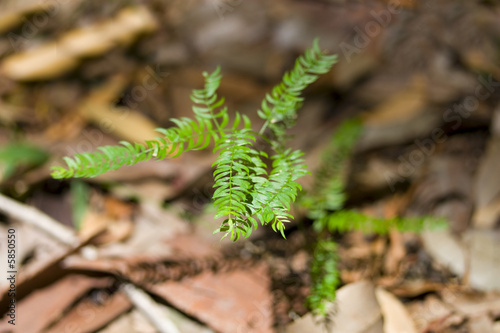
1 1 500 332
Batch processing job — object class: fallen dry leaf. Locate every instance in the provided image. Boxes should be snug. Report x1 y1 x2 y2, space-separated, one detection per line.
472 137 500 228
282 313 329 333
0 6 157 81
375 287 417 333
405 294 454 332
79 195 135 245
422 229 500 291
441 288 500 317
150 263 273 333
384 230 406 276
98 308 214 333
285 280 383 333
0 0 65 33
45 288 132 333
358 75 439 150
78 73 160 142
0 274 112 333
468 314 495 333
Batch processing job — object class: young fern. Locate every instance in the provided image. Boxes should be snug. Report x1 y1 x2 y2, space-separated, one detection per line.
304 119 363 316
307 240 340 317
315 210 447 235
301 118 363 223
259 39 338 150
304 119 447 316
51 39 338 241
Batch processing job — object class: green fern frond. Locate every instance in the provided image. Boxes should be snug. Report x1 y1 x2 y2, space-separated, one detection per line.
248 150 310 238
302 118 363 221
306 240 340 316
191 66 228 128
51 116 221 179
304 118 447 316
317 210 447 234
214 148 310 241
0 142 48 179
258 38 338 147
212 113 268 241
51 39 339 242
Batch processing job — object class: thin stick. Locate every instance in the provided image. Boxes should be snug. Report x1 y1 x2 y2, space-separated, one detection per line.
122 283 181 333
0 193 79 246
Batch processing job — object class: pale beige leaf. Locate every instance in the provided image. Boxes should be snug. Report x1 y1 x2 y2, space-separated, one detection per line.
423 229 500 291
473 137 500 228
0 6 157 81
375 287 417 333
286 281 383 333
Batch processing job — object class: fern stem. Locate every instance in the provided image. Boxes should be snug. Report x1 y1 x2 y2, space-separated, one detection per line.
258 119 270 136
210 110 224 136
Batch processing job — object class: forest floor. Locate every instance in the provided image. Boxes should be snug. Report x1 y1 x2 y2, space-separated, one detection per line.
1 0 500 332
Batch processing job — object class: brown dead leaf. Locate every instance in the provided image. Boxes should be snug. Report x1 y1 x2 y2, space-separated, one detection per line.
379 0 416 9
0 6 157 81
85 74 131 105
62 233 213 281
65 233 268 333
363 76 427 125
0 226 106 314
375 287 417 333
358 75 440 150
0 274 112 333
79 195 135 245
285 281 385 333
45 289 132 333
283 313 328 333
423 314 465 333
461 49 500 82
98 307 215 333
330 50 379 90
387 281 449 299
79 74 160 143
405 294 454 332
468 314 495 333
0 0 62 33
332 281 383 333
441 288 500 318
423 229 500 291
96 310 156 333
384 230 406 276
82 104 160 143
44 112 86 142
80 210 134 245
149 263 273 333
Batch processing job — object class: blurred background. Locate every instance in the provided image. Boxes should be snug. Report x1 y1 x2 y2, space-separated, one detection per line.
1 0 500 332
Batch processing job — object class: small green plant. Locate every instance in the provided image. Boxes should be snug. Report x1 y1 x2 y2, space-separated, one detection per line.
302 119 447 316
0 142 48 181
51 39 338 241
70 180 90 229
50 39 445 317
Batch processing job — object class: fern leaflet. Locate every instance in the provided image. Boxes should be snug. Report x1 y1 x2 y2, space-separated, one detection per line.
248 150 309 238
51 39 339 241
212 113 268 241
306 240 340 316
258 38 338 148
317 210 448 234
